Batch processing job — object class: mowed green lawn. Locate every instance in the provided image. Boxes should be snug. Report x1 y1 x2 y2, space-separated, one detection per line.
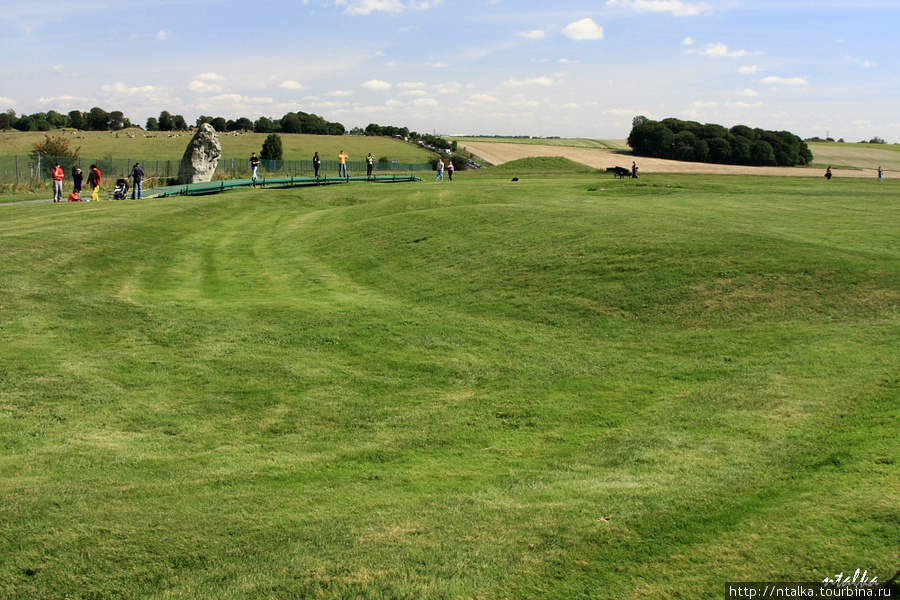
1 173 898 599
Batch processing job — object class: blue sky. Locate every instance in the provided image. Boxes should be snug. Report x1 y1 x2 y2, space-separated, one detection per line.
2 0 897 141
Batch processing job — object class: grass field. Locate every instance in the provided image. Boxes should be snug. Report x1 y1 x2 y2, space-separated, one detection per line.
451 137 612 149
1 170 898 599
0 129 434 164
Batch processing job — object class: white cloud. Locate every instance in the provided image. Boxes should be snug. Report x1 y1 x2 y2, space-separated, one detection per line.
156 30 170 41
683 37 694 46
330 90 354 97
761 76 808 86
606 0 711 17
700 43 751 58
279 80 305 90
738 88 760 97
101 82 159 96
467 93 499 104
739 65 760 74
504 76 554 87
35 95 92 108
846 56 877 68
562 18 604 41
0 96 15 106
196 72 225 82
334 0 443 15
362 79 392 90
188 80 221 92
519 29 547 40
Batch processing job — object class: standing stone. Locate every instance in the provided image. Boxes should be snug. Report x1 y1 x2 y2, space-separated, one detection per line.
177 123 222 184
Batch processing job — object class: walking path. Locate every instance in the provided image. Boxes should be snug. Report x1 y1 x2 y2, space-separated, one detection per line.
1 174 424 206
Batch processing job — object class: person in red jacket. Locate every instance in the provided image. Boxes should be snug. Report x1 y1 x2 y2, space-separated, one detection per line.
51 162 64 202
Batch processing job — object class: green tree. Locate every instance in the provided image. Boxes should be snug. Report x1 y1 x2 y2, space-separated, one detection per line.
254 117 275 133
108 111 126 130
673 130 698 161
158 111 174 131
707 137 732 164
146 117 159 131
30 134 81 176
281 113 302 134
46 110 66 128
233 117 254 131
67 110 84 129
752 140 776 166
260 133 283 160
211 117 228 132
172 115 188 130
86 107 109 130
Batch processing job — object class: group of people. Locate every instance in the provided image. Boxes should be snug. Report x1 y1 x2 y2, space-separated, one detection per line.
51 162 101 202
250 150 454 181
825 165 885 181
50 162 145 202
250 150 359 181
435 158 454 181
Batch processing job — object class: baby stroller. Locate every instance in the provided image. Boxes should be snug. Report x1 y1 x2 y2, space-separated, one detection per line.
112 178 129 200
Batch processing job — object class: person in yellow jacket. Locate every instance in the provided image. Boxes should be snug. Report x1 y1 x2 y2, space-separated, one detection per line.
51 162 64 202
88 164 102 201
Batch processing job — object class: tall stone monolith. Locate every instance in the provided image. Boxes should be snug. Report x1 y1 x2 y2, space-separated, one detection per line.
177 123 222 184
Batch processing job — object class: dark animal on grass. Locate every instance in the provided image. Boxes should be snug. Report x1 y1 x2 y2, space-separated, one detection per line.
607 166 631 179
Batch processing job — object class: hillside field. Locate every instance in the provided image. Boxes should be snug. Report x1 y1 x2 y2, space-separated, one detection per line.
1 170 897 599
456 138 898 178
0 129 434 164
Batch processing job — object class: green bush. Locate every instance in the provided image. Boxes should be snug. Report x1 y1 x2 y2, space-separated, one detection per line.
260 133 283 160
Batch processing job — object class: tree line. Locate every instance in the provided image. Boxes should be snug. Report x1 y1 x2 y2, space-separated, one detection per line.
0 107 347 136
628 116 814 167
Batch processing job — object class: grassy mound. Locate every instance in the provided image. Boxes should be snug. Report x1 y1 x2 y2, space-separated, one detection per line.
484 155 598 174
1 174 897 599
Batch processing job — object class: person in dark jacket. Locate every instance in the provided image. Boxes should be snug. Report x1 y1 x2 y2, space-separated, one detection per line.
129 163 145 199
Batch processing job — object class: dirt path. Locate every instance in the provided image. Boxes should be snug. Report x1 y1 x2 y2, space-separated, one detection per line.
460 141 887 179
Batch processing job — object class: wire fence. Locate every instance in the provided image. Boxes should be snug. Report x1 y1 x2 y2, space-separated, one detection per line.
0 155 435 183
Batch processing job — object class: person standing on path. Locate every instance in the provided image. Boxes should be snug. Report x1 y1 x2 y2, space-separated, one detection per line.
366 153 376 179
88 164 101 201
339 150 349 178
250 152 260 184
129 163 145 199
878 166 883 182
51 162 64 202
436 158 444 181
447 159 454 181
313 152 321 178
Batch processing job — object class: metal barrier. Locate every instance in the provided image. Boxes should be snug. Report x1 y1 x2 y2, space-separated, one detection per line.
0 155 434 182
147 174 423 198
